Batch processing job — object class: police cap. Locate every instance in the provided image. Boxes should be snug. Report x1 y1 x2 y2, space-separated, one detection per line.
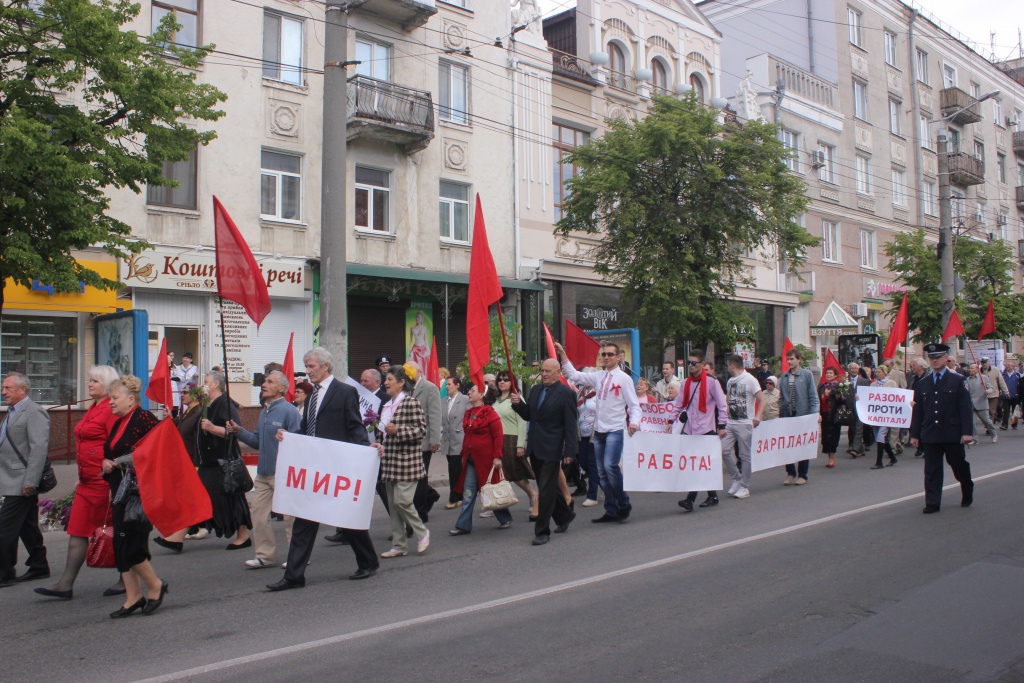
923 343 950 358
375 355 392 367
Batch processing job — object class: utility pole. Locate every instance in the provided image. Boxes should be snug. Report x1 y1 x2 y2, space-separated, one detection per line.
319 1 349 375
936 127 954 331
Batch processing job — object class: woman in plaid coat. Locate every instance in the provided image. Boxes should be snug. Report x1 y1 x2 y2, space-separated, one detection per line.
373 364 430 558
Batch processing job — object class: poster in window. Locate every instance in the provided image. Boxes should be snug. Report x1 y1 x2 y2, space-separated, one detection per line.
406 302 433 372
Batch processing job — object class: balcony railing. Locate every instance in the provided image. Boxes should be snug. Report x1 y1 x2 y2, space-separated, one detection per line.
550 51 599 85
769 55 837 110
348 0 437 30
940 87 983 125
947 152 985 186
1016 185 1024 209
346 75 434 153
608 69 637 94
1013 130 1024 157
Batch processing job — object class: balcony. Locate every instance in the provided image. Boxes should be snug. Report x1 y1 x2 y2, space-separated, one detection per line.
347 0 436 30
608 69 637 95
346 76 434 153
550 50 599 85
1013 131 1024 157
940 87 983 125
769 55 837 110
947 152 985 186
1016 185 1024 209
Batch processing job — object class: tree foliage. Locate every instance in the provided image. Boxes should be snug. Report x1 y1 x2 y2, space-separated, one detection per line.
555 95 815 349
883 229 943 342
456 315 530 388
0 0 226 314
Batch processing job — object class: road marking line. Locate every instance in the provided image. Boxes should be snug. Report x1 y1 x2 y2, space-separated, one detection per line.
134 463 1024 683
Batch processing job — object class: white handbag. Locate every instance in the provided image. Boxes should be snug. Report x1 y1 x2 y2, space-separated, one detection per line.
479 464 519 511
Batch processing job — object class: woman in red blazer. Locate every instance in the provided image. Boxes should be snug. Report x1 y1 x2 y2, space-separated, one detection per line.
450 383 511 534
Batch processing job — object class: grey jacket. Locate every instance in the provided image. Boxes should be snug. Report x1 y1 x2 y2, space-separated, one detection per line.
778 368 820 417
967 374 991 411
0 398 50 496
236 397 302 476
440 392 469 456
413 378 442 451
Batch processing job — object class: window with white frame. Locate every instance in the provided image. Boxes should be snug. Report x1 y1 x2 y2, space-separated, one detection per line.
147 146 198 210
997 153 1007 183
817 143 835 183
1018 161 1024 185
998 210 1009 240
822 221 841 263
951 189 965 224
889 98 901 135
439 60 469 125
780 129 799 172
856 155 871 195
439 181 470 243
152 0 199 48
922 180 938 215
355 37 391 81
916 49 929 84
918 114 933 150
942 64 957 89
354 166 390 232
260 150 301 221
993 98 1004 127
884 31 897 66
263 12 303 85
891 168 907 206
860 229 877 269
848 8 862 47
853 80 868 120
974 139 985 162
975 202 985 226
969 82 980 98
1015 109 1023 132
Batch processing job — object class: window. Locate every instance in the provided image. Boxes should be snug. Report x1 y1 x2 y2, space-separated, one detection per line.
950 128 961 153
439 181 470 242
998 210 1009 240
969 82 980 98
260 150 301 221
355 38 391 81
354 166 390 232
918 114 933 150
891 168 907 207
855 155 871 195
848 8 862 47
780 129 799 172
853 80 868 120
1015 109 1023 133
951 189 965 224
1019 162 1024 185
147 147 197 210
263 12 303 85
942 64 956 89
860 229 877 269
690 74 706 103
884 31 897 66
975 202 985 225
651 59 668 92
152 0 199 48
997 153 1007 183
439 61 469 125
993 98 1004 127
888 98 901 135
0 315 77 406
817 143 835 183
609 42 626 74
974 140 985 163
822 221 841 263
922 180 937 216
916 49 929 84
553 123 588 222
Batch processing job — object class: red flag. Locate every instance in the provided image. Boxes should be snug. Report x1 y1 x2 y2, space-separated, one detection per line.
780 337 794 373
542 322 570 386
466 195 503 389
146 337 174 416
882 295 909 360
824 348 845 377
565 319 601 368
132 419 213 537
942 307 965 341
282 332 296 403
427 336 440 385
977 299 996 341
214 196 271 328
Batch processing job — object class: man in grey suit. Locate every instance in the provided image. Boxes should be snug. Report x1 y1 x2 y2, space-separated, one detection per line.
0 373 51 587
410 362 442 522
440 376 469 509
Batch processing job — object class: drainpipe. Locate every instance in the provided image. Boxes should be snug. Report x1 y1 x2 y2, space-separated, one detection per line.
806 0 815 74
510 51 522 283
908 9 926 223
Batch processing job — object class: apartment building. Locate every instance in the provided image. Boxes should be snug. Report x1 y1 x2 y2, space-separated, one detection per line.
702 0 1024 365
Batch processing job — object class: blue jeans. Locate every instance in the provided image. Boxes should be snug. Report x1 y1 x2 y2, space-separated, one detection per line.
455 460 512 532
593 430 631 517
578 437 599 499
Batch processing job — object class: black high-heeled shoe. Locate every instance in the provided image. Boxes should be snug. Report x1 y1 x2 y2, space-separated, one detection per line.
142 581 169 615
110 597 147 619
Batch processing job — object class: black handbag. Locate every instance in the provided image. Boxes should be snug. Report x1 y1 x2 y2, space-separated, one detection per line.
112 468 137 506
833 405 856 426
219 435 253 495
122 492 151 531
6 432 57 493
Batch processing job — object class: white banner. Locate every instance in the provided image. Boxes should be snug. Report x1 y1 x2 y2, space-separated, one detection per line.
622 431 723 492
273 433 380 530
638 401 680 433
345 376 383 422
750 414 820 472
854 385 914 428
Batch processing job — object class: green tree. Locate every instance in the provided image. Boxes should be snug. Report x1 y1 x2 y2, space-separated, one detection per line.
0 0 226 314
456 315 531 388
883 229 943 343
555 95 815 350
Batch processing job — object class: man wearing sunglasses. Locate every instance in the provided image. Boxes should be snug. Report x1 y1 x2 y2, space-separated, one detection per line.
672 349 727 512
555 341 640 524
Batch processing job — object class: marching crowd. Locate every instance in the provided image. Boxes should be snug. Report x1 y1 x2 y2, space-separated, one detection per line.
0 337 1007 617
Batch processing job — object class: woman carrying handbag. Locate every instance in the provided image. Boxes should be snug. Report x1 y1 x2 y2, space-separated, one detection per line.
450 383 511 535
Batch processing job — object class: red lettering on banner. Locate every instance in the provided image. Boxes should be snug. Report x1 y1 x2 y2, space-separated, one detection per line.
353 479 361 502
313 471 330 494
699 456 710 470
662 454 672 470
286 466 307 490
647 454 658 469
868 392 906 403
333 475 352 497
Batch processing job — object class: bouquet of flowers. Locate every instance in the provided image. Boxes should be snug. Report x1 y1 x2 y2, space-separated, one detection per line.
362 408 380 433
38 492 75 531
185 381 210 419
832 376 853 399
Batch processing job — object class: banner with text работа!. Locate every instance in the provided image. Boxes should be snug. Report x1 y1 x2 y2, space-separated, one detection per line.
854 385 913 429
750 414 820 472
622 431 723 492
274 433 380 530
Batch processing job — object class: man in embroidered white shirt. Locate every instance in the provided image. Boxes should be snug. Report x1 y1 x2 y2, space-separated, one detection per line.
555 341 640 524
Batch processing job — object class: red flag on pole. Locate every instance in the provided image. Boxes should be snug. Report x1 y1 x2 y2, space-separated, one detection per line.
542 322 570 386
213 196 271 328
824 348 845 377
780 337 794 373
146 337 175 416
942 307 965 341
565 319 601 368
427 336 440 386
977 299 996 341
882 295 909 360
466 195 503 389
282 332 296 403
132 419 213 537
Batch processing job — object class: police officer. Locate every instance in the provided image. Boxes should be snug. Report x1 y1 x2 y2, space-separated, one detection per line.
909 343 975 514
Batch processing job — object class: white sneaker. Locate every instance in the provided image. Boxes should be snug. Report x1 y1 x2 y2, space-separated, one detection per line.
734 486 750 499
479 510 495 518
992 433 998 443
582 498 599 507
185 528 209 540
727 480 741 496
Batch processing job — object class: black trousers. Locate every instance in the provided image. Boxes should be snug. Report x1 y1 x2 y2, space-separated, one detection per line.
534 459 573 537
0 494 48 580
922 442 973 509
284 518 377 583
1000 397 1019 428
446 455 463 503
413 450 439 519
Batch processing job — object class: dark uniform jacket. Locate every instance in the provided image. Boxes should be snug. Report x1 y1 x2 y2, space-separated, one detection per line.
910 369 974 444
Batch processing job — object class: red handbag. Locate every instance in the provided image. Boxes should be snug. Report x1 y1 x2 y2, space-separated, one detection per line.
86 523 116 568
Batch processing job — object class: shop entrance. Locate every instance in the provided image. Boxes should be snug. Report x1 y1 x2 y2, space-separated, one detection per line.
148 326 203 373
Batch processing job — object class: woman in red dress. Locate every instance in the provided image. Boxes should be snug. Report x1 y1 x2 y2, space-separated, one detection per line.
450 383 511 534
34 365 120 600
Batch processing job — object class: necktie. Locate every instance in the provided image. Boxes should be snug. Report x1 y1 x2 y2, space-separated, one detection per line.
933 372 940 384
537 386 548 409
306 383 320 436
0 406 11 444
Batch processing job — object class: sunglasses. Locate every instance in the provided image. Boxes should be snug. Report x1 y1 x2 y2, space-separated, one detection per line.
599 351 618 357
498 378 511 382
686 360 699 366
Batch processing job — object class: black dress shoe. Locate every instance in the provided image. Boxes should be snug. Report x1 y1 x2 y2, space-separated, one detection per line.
531 535 550 546
0 577 18 589
528 515 539 522
226 538 252 550
34 587 73 599
592 514 618 524
103 586 127 597
266 578 305 592
323 532 348 544
961 487 974 507
572 487 588 497
349 567 377 580
922 505 941 514
110 597 147 619
699 496 719 508
616 508 631 523
677 499 694 512
153 537 183 553
870 463 885 470
554 512 576 534
887 458 897 466
142 581 169 615
15 568 50 583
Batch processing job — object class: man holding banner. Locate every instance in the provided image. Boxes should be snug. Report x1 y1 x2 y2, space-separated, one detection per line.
671 349 727 512
721 354 765 499
777 348 819 486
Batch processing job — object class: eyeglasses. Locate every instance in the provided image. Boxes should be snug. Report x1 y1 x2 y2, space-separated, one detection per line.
599 352 617 357
498 378 511 382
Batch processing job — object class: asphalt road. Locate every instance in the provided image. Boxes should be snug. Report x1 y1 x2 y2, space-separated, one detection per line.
4 433 1023 683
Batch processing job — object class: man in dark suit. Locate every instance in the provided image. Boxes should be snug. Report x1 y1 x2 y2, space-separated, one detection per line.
910 343 975 514
512 359 579 546
268 348 379 590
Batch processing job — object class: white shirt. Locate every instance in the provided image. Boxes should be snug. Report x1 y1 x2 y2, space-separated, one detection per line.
311 374 334 419
561 360 641 433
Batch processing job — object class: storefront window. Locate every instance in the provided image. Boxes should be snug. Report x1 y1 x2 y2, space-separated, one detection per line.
1 315 78 405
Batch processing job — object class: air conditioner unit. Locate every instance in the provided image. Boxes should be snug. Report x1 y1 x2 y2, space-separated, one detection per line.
851 303 869 318
809 150 826 168
1007 116 1020 128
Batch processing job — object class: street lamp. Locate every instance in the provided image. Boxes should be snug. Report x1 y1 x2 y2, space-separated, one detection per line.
929 90 1000 331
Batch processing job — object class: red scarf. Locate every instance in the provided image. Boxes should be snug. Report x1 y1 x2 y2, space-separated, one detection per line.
683 370 707 413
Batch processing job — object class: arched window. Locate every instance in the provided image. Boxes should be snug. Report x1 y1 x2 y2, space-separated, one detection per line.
609 42 626 74
651 59 668 92
690 73 705 103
